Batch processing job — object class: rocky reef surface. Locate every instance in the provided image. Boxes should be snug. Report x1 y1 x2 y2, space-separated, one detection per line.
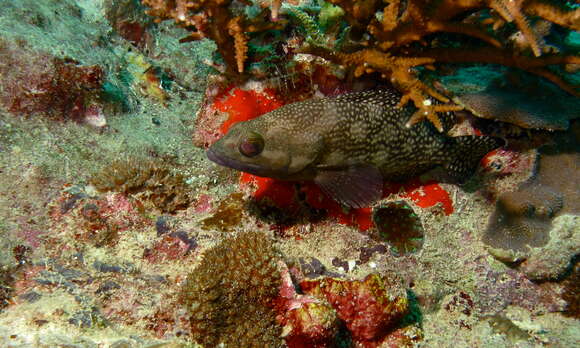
0 1 578 348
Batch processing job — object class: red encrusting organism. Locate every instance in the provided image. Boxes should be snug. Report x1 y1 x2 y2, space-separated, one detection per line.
240 173 299 212
384 179 454 216
214 87 285 134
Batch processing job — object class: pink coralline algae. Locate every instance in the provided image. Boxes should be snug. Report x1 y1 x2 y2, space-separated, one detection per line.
16 229 46 249
276 263 418 347
48 190 151 250
300 274 409 344
143 232 196 263
0 39 105 122
275 265 422 348
276 265 339 347
193 194 213 214
473 260 566 314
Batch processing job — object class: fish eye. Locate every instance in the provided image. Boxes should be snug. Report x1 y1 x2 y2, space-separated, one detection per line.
238 132 264 157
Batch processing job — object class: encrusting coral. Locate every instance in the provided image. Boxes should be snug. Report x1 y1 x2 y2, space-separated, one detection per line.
90 157 191 213
180 230 283 347
483 122 579 279
484 185 562 255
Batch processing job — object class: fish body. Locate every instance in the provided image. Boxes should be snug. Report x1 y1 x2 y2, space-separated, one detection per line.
207 88 504 208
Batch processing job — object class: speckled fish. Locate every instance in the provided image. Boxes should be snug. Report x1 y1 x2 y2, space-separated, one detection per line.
207 88 504 208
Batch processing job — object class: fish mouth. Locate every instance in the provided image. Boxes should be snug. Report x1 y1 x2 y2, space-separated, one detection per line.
206 147 270 177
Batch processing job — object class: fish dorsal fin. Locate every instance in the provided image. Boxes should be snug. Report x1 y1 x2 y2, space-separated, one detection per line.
314 165 383 208
333 89 401 108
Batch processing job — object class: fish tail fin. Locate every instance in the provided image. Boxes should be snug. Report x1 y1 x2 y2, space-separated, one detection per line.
444 135 505 182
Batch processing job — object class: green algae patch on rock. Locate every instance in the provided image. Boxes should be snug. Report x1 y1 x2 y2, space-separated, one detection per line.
181 230 283 347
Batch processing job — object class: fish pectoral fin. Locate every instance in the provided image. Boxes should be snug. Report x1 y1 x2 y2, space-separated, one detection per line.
314 165 383 208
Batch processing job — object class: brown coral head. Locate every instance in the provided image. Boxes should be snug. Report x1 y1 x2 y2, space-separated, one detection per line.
90 157 192 213
483 186 563 254
181 231 283 347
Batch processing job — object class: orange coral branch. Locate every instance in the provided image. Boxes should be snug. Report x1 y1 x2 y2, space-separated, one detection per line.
326 0 382 33
428 21 502 48
143 0 579 129
271 0 282 21
493 0 542 56
228 17 249 74
302 45 460 131
413 47 580 96
526 0 580 31
142 0 283 76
